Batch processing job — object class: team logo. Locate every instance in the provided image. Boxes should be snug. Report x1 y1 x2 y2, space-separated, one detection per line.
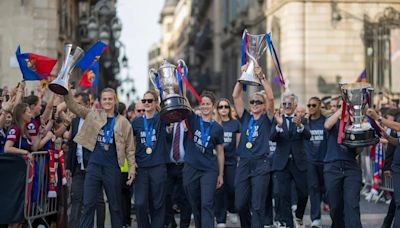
9 129 16 135
25 58 37 72
27 123 35 130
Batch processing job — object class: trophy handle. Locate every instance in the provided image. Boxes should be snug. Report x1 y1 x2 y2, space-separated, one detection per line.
177 59 188 75
149 68 158 89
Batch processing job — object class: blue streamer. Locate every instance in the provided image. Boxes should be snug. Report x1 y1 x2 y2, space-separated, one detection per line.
266 33 285 85
241 32 247 65
154 72 163 101
176 69 183 95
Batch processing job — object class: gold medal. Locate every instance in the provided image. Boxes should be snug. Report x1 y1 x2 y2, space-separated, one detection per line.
246 142 253 149
104 144 110 151
146 147 152 154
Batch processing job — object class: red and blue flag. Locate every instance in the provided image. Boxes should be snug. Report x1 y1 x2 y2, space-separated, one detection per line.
356 69 367 83
16 46 57 81
79 61 99 88
76 41 108 71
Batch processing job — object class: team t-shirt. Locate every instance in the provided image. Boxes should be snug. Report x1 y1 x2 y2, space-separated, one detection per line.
221 119 241 165
185 113 224 171
237 110 273 158
131 114 168 168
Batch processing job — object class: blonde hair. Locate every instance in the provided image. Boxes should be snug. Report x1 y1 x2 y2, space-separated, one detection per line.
101 87 118 111
215 98 235 124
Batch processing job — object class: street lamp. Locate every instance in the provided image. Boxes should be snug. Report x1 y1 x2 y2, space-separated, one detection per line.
111 18 122 40
87 17 99 40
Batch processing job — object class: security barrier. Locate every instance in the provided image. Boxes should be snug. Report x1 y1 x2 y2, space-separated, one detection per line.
360 145 394 204
24 151 58 228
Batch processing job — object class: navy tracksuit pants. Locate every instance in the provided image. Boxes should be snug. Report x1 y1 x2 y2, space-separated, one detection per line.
324 160 362 228
307 161 325 222
183 164 218 228
235 157 270 228
79 163 122 228
215 164 236 224
135 164 167 228
392 164 400 227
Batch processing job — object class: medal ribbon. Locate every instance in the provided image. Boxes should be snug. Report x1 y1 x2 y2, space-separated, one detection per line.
104 114 116 145
247 116 256 144
143 114 156 149
200 118 214 149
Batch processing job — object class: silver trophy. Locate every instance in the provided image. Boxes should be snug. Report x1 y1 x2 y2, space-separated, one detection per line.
49 44 84 95
340 82 379 147
149 60 191 123
238 30 268 86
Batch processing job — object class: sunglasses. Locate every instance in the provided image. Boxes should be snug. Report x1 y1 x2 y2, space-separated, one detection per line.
282 102 293 107
333 104 342 108
217 105 230 109
307 104 318 108
141 99 154 104
137 109 145 113
250 100 264 105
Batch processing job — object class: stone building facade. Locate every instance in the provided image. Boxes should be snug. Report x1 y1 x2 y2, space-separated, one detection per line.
0 0 61 89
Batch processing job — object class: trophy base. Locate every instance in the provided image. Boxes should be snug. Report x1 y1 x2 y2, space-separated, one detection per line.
49 83 68 95
160 95 191 123
342 128 380 148
238 71 262 86
238 78 262 87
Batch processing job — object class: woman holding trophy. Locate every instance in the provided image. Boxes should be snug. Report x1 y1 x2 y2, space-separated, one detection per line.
182 91 225 228
131 90 169 228
231 62 275 228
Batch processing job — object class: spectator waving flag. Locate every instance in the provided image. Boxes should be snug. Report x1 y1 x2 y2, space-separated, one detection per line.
79 61 99 87
16 46 57 81
356 69 367 83
76 41 108 71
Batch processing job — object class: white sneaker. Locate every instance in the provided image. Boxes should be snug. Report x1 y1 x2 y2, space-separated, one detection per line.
216 223 226 228
295 218 305 228
291 204 297 213
229 213 239 224
365 188 378 202
311 219 322 228
274 221 287 228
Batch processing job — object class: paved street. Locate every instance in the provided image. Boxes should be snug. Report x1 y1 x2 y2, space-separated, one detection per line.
103 197 389 227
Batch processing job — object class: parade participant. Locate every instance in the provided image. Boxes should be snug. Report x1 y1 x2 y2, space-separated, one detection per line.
164 120 192 228
0 110 12 153
232 63 274 228
134 102 146 117
183 91 224 228
126 103 136 121
366 108 400 227
305 97 327 228
63 87 136 228
131 90 168 228
324 100 362 228
214 98 241 227
271 92 311 228
65 93 105 228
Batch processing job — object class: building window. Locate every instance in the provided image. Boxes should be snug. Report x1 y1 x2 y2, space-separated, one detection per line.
240 0 248 12
223 0 230 27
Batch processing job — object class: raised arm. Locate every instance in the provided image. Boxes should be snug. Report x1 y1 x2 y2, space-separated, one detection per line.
324 108 342 130
232 82 245 118
366 108 400 132
64 93 89 119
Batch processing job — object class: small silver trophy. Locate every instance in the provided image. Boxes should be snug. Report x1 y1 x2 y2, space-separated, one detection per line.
49 44 84 95
238 29 268 86
149 60 191 123
340 82 379 147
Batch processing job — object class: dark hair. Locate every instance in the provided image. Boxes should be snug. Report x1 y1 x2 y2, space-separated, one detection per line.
200 91 216 105
127 103 136 112
23 95 39 106
309 96 321 104
13 103 29 137
118 102 126 115
76 92 90 105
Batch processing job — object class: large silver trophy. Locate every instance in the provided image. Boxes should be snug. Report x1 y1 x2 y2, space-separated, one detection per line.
149 60 191 123
340 82 379 147
49 44 84 95
238 30 268 86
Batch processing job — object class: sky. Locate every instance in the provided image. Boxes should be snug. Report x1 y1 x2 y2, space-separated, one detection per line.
116 0 164 102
